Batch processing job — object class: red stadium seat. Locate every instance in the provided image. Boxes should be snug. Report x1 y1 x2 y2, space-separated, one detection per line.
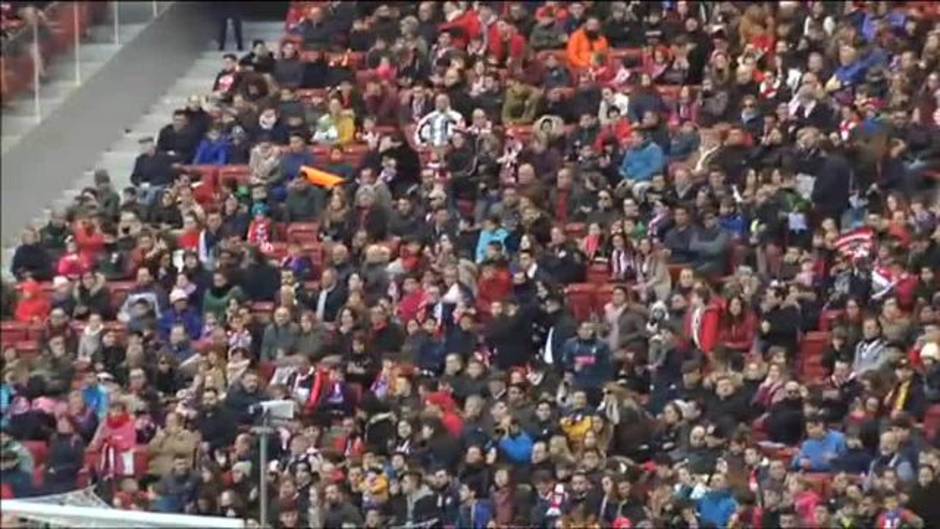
586 263 609 285
287 222 320 244
1 321 29 346
925 405 940 442
263 241 289 261
565 283 596 322
818 310 844 332
563 223 587 240
800 331 830 363
259 361 277 383
251 302 276 324
109 281 136 313
218 165 252 188
15 340 40 359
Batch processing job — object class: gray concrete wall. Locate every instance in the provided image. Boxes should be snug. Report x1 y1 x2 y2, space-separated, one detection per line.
1 1 212 245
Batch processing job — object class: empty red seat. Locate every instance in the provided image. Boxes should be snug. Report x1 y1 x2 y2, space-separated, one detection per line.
586 263 609 285
563 223 587 240
218 165 251 188
800 331 830 363
925 405 940 442
667 265 685 284
818 310 844 332
109 281 136 313
1 321 29 346
259 361 277 383
15 340 40 358
565 283 596 322
802 472 831 497
251 302 276 324
287 222 320 244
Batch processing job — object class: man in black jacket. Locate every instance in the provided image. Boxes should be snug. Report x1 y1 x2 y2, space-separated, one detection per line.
759 285 802 356
486 298 537 370
157 110 201 165
536 295 577 371
196 387 236 452
810 139 852 226
309 267 347 324
225 370 264 427
130 137 176 206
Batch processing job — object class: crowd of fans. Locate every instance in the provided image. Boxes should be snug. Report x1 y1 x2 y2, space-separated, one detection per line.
2 1 940 528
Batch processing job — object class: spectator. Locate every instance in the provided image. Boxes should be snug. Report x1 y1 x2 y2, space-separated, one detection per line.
192 126 231 166
794 414 847 472
14 278 50 324
619 129 665 197
566 17 609 70
11 228 52 281
146 412 198 480
415 94 464 148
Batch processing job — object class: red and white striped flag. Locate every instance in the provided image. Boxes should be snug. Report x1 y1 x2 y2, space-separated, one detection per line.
835 227 876 261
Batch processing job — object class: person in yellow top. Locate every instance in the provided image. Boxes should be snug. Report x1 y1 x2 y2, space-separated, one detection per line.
566 17 610 70
313 98 356 146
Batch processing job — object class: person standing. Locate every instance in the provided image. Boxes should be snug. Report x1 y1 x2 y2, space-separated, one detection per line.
215 3 243 52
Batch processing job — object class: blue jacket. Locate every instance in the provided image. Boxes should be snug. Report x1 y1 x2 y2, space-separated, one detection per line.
794 430 847 471
475 228 509 263
82 384 110 421
0 384 12 429
498 431 534 465
698 489 738 528
159 307 203 341
719 215 748 239
560 337 612 389
619 140 665 183
280 151 316 181
193 138 231 165
456 500 493 529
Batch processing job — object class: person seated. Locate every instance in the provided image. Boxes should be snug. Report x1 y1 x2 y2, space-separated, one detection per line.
793 414 847 472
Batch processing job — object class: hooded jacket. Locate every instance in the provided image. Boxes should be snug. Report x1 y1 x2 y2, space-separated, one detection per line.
619 139 665 183
15 280 50 323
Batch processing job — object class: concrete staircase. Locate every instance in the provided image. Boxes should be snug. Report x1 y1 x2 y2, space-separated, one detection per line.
1 19 287 275
0 2 164 153
56 21 288 210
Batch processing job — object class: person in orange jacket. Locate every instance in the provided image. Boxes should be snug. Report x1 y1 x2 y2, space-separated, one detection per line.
566 17 609 70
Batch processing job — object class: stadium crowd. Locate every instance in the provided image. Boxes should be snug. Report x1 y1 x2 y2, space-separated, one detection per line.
2 1 940 528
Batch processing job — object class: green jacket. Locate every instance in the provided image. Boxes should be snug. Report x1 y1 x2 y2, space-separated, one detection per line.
202 285 244 322
501 85 542 126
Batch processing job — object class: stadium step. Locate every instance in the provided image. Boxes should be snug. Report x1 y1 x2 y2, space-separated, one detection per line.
0 15 148 155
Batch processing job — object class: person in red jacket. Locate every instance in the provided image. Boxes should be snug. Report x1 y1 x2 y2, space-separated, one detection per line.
476 262 512 321
487 20 526 66
56 237 92 280
683 285 722 357
425 391 463 438
72 218 106 264
15 278 51 323
718 295 758 354
89 400 138 479
438 3 481 50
